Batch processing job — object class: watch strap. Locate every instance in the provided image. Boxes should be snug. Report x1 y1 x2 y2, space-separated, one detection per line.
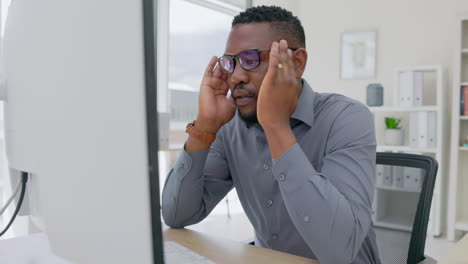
186 121 216 144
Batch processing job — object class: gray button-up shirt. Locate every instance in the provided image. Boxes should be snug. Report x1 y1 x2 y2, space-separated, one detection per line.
162 80 381 264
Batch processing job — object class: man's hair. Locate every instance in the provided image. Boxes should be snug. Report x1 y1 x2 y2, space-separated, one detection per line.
232 5 306 48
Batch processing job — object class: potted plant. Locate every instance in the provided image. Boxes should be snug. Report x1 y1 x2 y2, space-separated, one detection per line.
384 117 404 145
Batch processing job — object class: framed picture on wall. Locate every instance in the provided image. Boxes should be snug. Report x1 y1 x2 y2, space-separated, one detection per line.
340 31 376 79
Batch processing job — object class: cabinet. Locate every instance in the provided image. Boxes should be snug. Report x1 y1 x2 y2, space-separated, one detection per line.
369 65 447 236
448 16 468 241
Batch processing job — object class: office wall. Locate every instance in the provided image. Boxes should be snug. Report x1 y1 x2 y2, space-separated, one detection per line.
254 0 468 107
253 0 299 15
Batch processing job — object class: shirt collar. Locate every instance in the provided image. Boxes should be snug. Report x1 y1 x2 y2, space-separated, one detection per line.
291 79 315 127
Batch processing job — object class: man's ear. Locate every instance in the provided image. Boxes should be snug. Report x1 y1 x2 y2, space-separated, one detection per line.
293 48 308 78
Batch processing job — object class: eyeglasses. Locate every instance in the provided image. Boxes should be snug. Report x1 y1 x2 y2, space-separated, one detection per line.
218 48 297 73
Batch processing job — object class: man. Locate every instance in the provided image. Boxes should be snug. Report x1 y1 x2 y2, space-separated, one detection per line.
162 5 381 264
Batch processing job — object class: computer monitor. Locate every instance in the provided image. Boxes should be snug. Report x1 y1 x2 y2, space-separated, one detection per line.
1 0 164 263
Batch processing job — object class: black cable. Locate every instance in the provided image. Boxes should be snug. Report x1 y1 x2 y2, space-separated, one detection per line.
0 171 28 237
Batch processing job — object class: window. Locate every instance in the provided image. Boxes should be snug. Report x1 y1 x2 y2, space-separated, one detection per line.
159 0 249 220
0 0 11 36
168 0 233 143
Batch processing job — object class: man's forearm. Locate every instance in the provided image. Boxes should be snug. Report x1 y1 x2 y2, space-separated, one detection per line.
263 124 297 159
162 131 233 228
186 135 212 152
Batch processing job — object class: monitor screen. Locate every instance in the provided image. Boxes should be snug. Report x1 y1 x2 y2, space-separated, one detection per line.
2 0 164 263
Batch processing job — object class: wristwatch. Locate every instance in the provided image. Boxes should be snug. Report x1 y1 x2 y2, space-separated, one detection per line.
186 121 216 144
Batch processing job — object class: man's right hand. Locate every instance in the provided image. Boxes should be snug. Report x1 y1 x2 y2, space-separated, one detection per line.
186 56 236 151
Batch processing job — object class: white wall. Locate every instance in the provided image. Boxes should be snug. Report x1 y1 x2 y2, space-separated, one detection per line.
253 0 299 15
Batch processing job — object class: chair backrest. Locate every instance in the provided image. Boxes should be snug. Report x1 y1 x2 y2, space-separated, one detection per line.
374 152 438 264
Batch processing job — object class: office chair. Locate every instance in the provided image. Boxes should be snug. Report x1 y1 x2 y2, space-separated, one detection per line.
373 152 438 264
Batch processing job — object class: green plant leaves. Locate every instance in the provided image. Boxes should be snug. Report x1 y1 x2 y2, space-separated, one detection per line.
385 117 401 129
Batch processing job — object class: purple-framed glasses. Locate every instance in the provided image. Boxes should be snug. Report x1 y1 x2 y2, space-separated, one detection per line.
218 48 297 73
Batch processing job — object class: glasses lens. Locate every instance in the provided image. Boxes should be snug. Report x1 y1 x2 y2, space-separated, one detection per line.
219 56 234 73
239 50 260 70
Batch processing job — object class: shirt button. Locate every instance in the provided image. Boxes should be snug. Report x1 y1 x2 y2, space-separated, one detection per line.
272 234 278 240
182 164 188 169
263 164 269 170
278 173 286 181
267 200 273 206
304 216 310 222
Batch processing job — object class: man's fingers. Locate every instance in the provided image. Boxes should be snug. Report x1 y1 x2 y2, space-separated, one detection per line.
267 40 297 80
286 48 296 75
268 41 280 74
203 56 218 77
212 64 224 79
278 40 291 73
213 85 230 97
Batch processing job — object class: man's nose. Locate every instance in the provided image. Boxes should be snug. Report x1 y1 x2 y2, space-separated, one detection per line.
230 62 249 86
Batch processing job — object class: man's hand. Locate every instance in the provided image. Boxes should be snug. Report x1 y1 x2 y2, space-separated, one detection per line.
186 56 236 152
257 40 301 158
257 40 301 130
197 56 236 133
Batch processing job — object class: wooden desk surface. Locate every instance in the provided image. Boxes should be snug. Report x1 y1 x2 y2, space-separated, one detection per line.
164 228 318 264
437 234 468 264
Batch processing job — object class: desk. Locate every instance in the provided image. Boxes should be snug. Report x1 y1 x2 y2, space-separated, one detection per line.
437 234 468 264
181 213 254 242
164 228 317 264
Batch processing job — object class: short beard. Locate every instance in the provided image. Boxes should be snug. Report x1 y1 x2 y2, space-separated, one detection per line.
238 109 258 125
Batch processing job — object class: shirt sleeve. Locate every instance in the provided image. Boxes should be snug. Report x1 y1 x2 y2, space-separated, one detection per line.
161 131 233 228
271 106 376 264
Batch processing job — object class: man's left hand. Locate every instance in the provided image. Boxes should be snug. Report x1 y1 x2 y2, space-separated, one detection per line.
257 40 301 130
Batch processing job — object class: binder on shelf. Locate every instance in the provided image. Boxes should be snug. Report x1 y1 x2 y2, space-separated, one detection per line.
413 72 424 106
376 165 384 186
383 165 393 186
376 165 393 186
399 72 413 107
399 71 424 107
427 111 437 148
403 167 423 190
408 111 437 148
409 112 419 148
417 111 428 148
392 166 404 188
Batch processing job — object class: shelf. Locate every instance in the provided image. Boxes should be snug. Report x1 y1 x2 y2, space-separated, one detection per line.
448 18 467 239
394 65 442 73
455 221 468 232
376 185 421 193
369 106 438 112
377 145 437 153
374 64 445 236
374 216 413 232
